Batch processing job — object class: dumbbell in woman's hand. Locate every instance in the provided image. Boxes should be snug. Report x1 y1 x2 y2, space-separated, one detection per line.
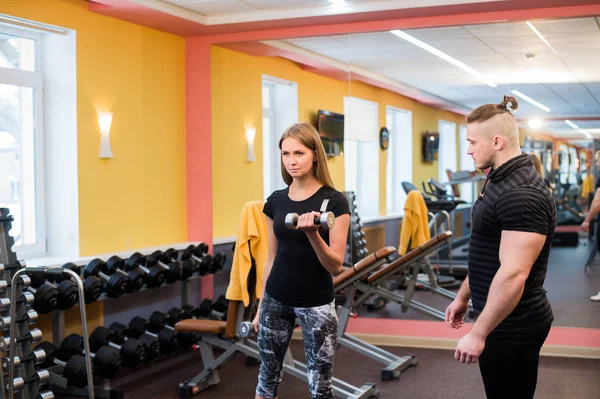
285 211 335 230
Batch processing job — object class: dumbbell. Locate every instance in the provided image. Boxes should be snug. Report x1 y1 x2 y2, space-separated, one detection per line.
127 316 178 355
123 252 166 289
181 244 220 275
106 255 146 293
148 310 197 349
89 326 146 368
197 297 228 321
0 274 31 292
25 282 58 314
84 258 128 298
239 321 255 338
28 271 79 310
0 328 43 351
9 368 50 393
108 322 161 362
162 248 197 280
285 211 335 230
61 263 104 304
145 250 192 283
0 291 35 311
5 342 89 388
59 333 122 379
0 309 38 330
0 259 26 272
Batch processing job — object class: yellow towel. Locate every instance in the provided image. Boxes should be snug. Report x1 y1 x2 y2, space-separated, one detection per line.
225 201 268 306
399 191 431 255
582 173 595 199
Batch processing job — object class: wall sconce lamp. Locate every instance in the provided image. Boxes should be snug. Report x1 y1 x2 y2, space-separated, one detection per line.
246 126 256 162
98 111 114 159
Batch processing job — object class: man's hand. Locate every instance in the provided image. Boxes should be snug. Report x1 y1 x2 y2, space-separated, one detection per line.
445 299 469 329
582 219 590 232
454 331 485 364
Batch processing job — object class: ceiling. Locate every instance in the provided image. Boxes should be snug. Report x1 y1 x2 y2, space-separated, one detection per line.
139 0 501 24
282 16 600 139
86 0 600 140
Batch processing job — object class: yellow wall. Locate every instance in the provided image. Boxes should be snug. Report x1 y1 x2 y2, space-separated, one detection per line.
1 0 188 255
211 45 466 238
1 0 187 337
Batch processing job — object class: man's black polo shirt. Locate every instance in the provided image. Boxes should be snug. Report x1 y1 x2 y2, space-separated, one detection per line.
469 153 556 333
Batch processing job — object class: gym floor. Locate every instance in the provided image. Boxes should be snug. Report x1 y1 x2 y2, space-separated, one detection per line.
88 240 600 399
104 340 599 399
362 240 600 329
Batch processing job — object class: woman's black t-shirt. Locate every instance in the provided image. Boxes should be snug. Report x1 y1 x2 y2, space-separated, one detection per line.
263 186 350 307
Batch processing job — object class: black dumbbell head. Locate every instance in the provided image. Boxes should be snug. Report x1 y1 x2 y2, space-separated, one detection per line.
137 333 160 362
56 280 78 310
197 298 214 318
179 259 195 280
148 311 169 333
120 338 146 368
84 258 107 278
62 354 89 388
212 295 228 313
89 326 114 353
104 273 128 298
163 248 178 261
106 256 125 274
92 346 122 378
59 334 84 361
197 255 213 276
144 266 166 288
124 252 145 271
128 317 149 339
108 322 128 345
125 268 146 292
157 328 178 355
181 304 200 319
164 262 181 284
82 276 103 304
145 251 162 267
31 283 58 314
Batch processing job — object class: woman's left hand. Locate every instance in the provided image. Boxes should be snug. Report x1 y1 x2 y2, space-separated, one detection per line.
297 211 322 233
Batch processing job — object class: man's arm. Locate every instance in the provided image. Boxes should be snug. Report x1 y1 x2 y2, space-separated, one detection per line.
469 230 546 339
583 188 600 231
456 276 471 302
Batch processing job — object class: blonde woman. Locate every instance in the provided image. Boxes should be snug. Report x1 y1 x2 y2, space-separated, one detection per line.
252 122 350 399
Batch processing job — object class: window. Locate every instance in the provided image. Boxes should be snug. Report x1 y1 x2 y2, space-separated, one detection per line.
261 75 298 200
459 124 474 202
344 96 379 219
386 107 412 215
0 25 45 257
438 120 457 183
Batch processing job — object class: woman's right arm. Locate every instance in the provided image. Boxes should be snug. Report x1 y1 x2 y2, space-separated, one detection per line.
252 216 277 331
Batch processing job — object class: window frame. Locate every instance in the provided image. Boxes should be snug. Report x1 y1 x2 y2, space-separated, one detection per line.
0 24 46 257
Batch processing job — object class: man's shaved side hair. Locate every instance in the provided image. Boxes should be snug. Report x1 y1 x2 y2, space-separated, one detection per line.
467 95 520 146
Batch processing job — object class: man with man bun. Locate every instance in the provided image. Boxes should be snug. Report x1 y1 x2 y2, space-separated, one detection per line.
445 95 556 399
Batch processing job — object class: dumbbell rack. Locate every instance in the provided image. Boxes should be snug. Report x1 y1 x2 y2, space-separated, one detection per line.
47 251 216 398
0 208 46 399
344 191 368 266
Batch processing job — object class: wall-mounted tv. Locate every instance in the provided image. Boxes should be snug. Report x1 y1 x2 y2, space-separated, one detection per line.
422 131 439 163
317 110 344 156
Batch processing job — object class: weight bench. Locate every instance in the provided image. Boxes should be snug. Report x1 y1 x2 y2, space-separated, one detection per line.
173 252 400 398
355 232 472 321
333 247 418 381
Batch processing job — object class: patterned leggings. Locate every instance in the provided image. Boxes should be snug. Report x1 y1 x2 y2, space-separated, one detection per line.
255 292 338 399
